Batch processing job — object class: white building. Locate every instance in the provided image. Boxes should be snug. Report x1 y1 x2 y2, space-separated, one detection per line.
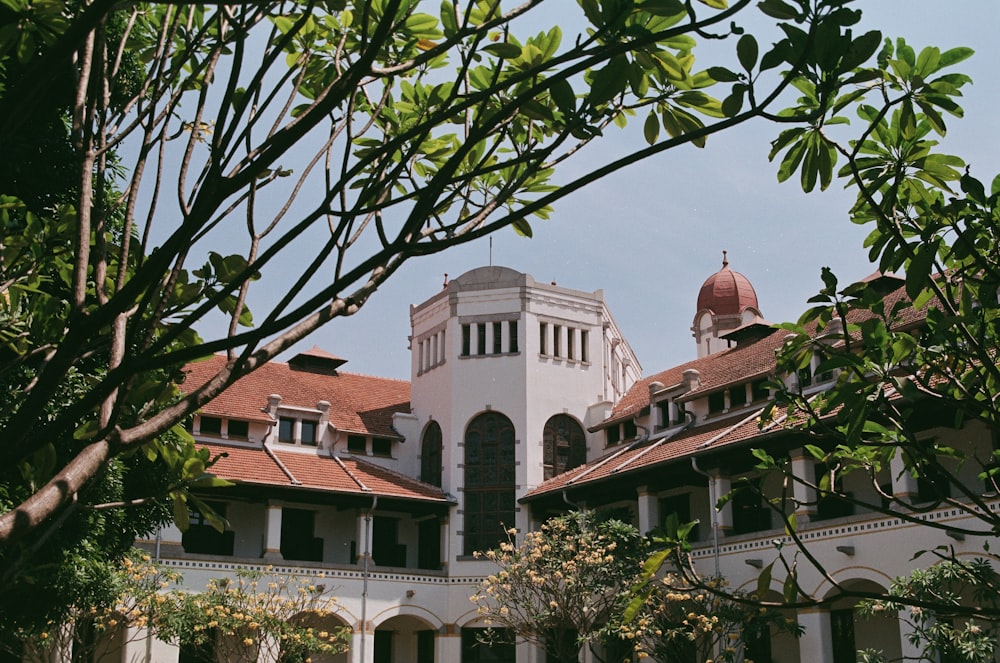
103 262 993 662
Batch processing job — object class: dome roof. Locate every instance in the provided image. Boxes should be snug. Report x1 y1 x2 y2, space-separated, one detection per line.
696 252 759 316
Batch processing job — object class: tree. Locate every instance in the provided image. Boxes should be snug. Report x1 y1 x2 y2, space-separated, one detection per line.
153 567 349 663
4 550 182 662
634 20 1000 662
472 511 794 663
0 0 890 625
471 511 647 662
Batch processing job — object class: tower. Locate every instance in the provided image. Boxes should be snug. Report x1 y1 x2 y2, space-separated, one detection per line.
691 251 763 357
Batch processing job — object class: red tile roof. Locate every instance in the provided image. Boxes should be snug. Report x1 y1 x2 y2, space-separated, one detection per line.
199 442 451 503
530 279 930 499
182 353 411 437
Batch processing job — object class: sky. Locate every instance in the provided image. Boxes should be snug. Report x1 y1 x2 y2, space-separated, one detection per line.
273 1 1000 381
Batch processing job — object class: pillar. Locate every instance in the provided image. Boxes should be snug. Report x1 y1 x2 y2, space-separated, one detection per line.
356 508 375 564
797 607 834 663
636 485 660 536
263 501 283 561
437 626 462 663
891 450 919 502
714 473 733 535
790 449 817 523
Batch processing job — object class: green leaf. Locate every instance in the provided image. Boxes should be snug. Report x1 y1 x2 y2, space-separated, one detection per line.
757 0 800 20
737 34 758 71
643 111 659 145
512 218 533 237
706 66 739 83
483 42 522 58
757 560 774 598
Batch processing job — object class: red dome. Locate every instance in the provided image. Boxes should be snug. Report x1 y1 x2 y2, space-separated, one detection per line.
696 253 758 316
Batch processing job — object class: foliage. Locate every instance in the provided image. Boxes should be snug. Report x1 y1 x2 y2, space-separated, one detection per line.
0 0 918 635
472 511 793 663
154 567 349 663
621 574 801 663
471 512 646 662
621 11 1000 658
6 550 182 661
857 558 1000 663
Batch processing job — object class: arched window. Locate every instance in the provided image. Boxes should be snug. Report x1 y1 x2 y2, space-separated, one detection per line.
463 412 516 555
421 421 443 487
543 414 586 480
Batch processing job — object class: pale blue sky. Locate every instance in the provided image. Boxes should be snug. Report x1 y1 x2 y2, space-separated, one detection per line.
273 1 1000 381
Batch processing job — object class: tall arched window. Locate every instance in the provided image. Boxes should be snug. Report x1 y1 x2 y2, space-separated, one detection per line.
463 412 516 555
421 421 443 487
543 414 586 480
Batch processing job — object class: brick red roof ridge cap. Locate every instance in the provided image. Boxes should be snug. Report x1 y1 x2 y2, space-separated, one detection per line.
347 456 453 499
334 455 372 492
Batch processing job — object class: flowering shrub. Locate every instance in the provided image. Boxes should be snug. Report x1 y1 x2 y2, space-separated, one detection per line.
471 512 646 663
621 574 801 663
154 567 349 663
858 558 1000 663
7 550 181 661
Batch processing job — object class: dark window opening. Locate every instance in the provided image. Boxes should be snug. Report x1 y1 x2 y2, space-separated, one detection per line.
227 419 249 440
660 493 699 541
182 502 234 556
566 329 575 360
657 401 670 429
477 323 486 355
798 366 813 387
508 321 519 353
421 423 443 486
461 629 515 663
300 420 318 446
178 630 216 663
200 416 222 436
752 379 770 401
606 425 621 446
462 324 471 357
373 517 406 567
730 385 748 408
732 479 771 535
543 414 586 480
280 508 323 562
814 464 854 520
278 417 295 443
830 609 856 663
623 419 637 441
493 321 502 354
417 630 436 663
580 330 589 363
374 630 393 663
539 322 548 355
708 391 726 414
418 518 442 570
553 325 562 357
463 412 516 556
372 437 392 457
348 434 367 454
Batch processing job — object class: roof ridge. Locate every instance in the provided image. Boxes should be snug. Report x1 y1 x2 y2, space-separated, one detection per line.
263 444 301 485
334 455 371 492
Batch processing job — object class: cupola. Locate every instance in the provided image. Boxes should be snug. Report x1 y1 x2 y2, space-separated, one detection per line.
692 252 763 358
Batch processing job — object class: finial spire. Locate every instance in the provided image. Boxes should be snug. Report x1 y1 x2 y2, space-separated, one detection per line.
722 249 729 268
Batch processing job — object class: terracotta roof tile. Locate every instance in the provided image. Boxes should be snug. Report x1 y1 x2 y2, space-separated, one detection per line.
182 354 411 437
199 442 450 503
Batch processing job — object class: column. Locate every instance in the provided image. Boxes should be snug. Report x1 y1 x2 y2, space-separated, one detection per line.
439 516 451 573
356 509 375 564
790 449 817 523
891 450 919 502
714 473 733 535
636 486 660 536
797 607 835 663
437 626 462 663
263 501 283 561
349 628 373 663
